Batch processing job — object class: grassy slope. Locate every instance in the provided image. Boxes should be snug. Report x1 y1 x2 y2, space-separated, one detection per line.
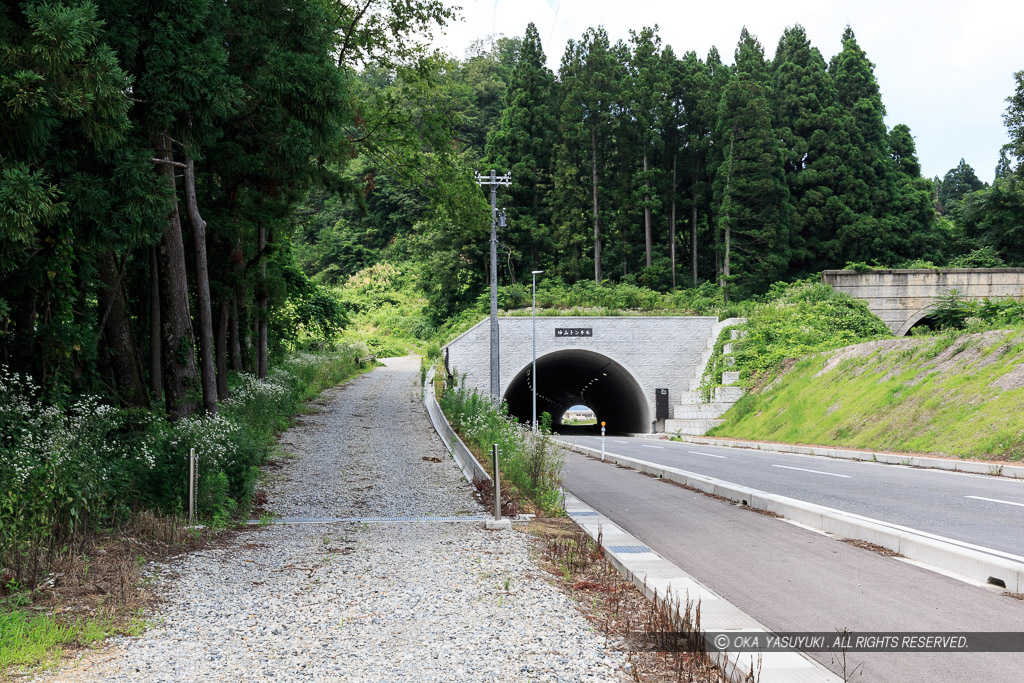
710 328 1024 461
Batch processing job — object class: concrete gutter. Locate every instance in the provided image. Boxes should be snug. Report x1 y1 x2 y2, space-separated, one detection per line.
564 492 838 682
670 435 1024 479
423 367 490 484
559 441 1024 594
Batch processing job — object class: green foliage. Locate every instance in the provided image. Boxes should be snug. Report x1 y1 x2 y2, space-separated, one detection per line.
0 609 76 672
947 247 1005 268
951 175 1024 266
937 158 986 214
730 280 891 381
930 292 1024 332
335 262 435 355
711 329 1024 460
0 349 363 587
485 22 557 274
713 28 790 299
438 376 563 514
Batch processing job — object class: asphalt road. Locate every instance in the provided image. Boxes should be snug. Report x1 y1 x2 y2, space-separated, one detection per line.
564 435 1024 557
562 451 1024 682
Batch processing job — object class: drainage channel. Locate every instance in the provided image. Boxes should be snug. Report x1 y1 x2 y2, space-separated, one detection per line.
246 515 534 525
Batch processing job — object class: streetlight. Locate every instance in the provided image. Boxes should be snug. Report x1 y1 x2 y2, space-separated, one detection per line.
531 269 543 433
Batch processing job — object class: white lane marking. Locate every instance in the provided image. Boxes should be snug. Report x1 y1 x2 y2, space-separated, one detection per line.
965 495 1024 508
613 440 628 443
641 445 664 450
687 450 727 459
772 464 851 478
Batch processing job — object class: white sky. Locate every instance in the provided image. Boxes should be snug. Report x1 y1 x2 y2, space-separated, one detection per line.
435 0 1024 182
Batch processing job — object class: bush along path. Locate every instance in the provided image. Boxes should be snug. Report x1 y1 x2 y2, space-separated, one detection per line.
32 357 629 682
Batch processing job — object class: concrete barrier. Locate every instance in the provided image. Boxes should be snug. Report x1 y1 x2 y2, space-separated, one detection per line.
423 366 490 484
559 441 1024 593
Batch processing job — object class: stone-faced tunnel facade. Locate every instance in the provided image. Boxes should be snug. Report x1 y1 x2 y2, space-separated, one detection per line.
822 268 1024 336
444 316 718 434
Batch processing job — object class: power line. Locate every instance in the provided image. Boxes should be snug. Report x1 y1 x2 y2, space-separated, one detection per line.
549 0 562 41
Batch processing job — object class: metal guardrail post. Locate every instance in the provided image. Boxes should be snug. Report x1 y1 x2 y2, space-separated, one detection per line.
485 443 511 529
188 448 196 525
492 443 501 522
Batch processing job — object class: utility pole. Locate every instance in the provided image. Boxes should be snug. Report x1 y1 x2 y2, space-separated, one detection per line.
476 169 512 402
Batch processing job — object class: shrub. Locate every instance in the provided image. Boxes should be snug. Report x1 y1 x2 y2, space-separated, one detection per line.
722 280 891 387
438 376 563 514
0 348 362 588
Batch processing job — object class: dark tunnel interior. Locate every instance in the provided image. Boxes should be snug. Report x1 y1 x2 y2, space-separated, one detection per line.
503 350 650 434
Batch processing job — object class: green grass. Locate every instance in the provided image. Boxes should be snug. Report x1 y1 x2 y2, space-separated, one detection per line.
0 608 146 676
710 328 1024 460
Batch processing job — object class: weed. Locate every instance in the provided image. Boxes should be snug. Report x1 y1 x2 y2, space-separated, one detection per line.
439 375 564 514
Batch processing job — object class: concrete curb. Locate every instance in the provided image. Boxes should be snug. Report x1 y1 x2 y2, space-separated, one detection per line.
563 492 838 682
422 367 490 484
559 441 1024 594
671 435 1024 479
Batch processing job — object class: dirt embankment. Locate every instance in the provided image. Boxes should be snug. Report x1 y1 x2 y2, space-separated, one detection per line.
713 329 1024 461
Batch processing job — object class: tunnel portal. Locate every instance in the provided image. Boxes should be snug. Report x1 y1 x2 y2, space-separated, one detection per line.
503 350 649 434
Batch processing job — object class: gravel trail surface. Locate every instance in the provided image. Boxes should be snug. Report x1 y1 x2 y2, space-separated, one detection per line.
39 357 627 682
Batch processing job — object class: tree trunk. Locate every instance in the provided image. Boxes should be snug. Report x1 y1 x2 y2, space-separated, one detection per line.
670 155 677 289
643 153 652 268
149 245 163 400
591 128 602 283
216 298 229 400
152 133 200 420
691 158 699 286
230 292 243 372
97 251 148 408
721 137 733 305
183 158 218 415
257 222 268 380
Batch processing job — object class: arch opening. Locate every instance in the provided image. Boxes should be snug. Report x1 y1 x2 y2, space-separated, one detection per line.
897 307 941 336
503 350 649 434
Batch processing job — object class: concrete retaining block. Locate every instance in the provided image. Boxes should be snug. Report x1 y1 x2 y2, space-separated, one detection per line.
714 386 744 402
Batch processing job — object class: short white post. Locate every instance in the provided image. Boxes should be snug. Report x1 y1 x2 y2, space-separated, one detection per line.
601 421 606 462
485 443 512 529
492 444 501 522
188 448 196 525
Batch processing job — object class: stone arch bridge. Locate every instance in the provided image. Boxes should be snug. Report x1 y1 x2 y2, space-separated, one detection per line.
822 268 1024 336
444 316 738 434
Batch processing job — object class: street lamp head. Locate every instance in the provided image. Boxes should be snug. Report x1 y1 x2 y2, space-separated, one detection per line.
532 270 544 275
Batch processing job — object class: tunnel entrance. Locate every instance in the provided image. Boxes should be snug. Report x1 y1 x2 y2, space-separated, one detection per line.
503 350 649 434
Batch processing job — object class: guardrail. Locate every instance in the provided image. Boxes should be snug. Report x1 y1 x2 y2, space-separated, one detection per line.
423 366 490 484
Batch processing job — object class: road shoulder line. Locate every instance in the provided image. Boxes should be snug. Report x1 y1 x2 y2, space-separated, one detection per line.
672 435 1024 479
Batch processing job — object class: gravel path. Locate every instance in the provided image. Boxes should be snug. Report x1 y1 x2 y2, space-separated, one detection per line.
39 357 628 682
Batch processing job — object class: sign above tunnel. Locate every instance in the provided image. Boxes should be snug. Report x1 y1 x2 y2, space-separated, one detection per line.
555 328 593 337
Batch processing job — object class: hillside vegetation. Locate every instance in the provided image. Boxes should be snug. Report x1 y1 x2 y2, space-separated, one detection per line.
711 329 1024 461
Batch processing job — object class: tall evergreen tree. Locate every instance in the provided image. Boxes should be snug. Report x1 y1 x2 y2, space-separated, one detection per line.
552 27 619 282
623 27 670 272
486 22 557 277
771 24 849 272
937 158 985 214
828 26 897 264
1004 70 1024 177
884 123 943 264
713 29 790 300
